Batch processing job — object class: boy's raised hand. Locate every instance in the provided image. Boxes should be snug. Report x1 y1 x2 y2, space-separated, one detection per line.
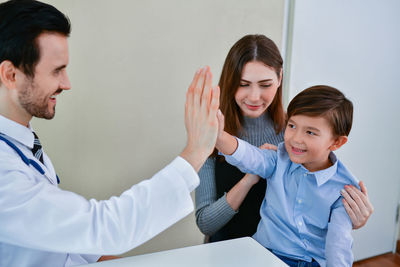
215 108 238 156
180 66 220 172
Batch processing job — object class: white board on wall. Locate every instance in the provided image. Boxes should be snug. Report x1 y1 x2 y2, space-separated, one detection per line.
287 0 400 260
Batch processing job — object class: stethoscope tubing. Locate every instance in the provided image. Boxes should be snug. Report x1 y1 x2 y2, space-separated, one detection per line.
0 134 59 185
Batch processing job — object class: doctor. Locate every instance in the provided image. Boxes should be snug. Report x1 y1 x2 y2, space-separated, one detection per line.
0 0 220 266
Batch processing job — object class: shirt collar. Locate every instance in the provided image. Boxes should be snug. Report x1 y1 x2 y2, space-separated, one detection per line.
0 115 35 149
309 153 338 187
287 150 338 187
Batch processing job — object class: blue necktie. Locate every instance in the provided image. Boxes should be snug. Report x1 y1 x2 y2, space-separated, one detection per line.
32 132 44 164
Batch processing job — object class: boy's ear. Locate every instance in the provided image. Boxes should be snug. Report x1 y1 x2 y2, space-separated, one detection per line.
329 136 348 151
0 60 18 89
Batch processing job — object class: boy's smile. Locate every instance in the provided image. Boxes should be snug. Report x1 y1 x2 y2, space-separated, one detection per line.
284 115 339 172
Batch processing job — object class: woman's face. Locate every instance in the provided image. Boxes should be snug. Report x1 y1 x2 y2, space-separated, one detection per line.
234 61 281 118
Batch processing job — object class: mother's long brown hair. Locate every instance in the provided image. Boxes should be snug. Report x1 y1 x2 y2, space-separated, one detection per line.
219 34 286 137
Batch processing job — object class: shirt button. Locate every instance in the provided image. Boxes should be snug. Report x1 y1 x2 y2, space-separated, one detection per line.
298 221 303 226
297 199 303 204
303 173 307 177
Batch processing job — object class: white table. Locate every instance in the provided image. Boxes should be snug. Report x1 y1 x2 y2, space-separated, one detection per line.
82 237 287 266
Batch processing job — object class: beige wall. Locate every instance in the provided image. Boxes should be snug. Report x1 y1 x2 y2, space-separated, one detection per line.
32 0 285 257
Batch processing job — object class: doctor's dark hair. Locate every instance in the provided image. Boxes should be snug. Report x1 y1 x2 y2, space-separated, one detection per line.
0 0 71 79
219 34 285 137
287 85 353 137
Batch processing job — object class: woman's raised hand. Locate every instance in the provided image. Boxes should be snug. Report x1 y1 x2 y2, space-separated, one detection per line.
259 142 278 151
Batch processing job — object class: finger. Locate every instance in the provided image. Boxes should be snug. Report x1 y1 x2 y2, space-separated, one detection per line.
203 67 213 106
186 68 202 119
209 86 220 120
342 198 358 227
349 185 368 204
359 180 368 196
217 109 225 136
201 66 209 93
188 68 202 93
194 67 207 108
352 184 374 214
185 91 192 129
259 143 278 151
341 188 362 216
346 185 368 213
201 69 213 114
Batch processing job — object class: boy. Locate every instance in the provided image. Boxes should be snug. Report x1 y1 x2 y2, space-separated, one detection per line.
216 85 358 267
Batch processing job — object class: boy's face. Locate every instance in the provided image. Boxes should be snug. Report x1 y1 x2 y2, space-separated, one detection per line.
284 114 339 172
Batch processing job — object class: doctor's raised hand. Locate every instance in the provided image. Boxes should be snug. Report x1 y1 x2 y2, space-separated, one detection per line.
180 66 220 172
0 1 223 265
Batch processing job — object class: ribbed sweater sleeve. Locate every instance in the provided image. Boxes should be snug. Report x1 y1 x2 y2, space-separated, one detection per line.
195 157 237 236
194 114 284 236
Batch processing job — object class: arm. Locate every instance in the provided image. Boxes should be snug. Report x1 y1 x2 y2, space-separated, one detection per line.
195 157 237 235
0 157 199 255
0 67 219 256
196 154 261 236
215 130 238 156
325 198 354 267
224 143 278 209
214 110 238 155
341 181 374 229
221 138 277 178
215 112 276 178
226 173 260 211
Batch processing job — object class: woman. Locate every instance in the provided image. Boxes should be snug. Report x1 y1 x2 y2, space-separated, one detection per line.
195 34 373 242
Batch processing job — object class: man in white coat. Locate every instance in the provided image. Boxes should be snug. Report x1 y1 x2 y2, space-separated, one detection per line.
0 0 220 266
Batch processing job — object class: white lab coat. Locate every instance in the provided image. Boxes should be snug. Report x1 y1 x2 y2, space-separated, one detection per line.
0 115 199 267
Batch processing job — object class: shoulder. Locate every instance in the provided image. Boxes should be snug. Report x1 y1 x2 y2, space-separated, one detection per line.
0 140 23 166
276 142 289 160
0 139 33 179
335 160 359 188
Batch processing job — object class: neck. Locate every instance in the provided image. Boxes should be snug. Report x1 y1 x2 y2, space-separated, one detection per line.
304 157 333 172
0 89 31 127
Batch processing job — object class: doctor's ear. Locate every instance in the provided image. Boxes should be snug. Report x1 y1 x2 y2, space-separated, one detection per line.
0 60 18 89
329 136 348 151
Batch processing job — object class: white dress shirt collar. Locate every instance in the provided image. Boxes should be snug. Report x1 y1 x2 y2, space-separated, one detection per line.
0 115 35 149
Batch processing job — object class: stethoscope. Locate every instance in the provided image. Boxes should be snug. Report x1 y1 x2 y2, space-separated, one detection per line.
0 134 60 185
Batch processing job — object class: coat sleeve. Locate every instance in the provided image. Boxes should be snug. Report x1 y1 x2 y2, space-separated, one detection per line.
0 156 198 255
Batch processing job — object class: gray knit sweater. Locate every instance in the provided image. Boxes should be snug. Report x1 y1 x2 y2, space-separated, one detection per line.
195 114 284 236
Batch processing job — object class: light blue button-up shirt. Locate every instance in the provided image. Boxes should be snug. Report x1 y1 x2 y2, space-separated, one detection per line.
223 138 358 267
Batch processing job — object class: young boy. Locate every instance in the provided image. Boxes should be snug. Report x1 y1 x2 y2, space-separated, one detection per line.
216 85 358 267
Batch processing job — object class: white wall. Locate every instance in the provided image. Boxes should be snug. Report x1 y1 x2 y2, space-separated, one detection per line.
31 0 285 256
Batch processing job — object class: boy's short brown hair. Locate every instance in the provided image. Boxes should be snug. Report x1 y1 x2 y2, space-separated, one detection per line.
287 85 353 136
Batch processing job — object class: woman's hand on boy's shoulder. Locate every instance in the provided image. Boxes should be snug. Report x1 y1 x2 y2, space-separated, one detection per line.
341 181 374 229
259 143 278 151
